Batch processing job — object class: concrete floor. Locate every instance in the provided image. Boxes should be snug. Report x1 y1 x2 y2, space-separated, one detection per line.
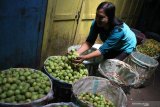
127 63 160 107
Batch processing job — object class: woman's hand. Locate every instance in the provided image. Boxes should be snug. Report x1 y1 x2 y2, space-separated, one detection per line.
74 55 86 63
74 50 101 63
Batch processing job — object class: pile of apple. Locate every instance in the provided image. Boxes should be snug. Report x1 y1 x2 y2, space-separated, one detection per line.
0 68 51 103
44 49 88 84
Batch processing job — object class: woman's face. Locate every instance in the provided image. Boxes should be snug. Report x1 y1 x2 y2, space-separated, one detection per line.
95 9 109 28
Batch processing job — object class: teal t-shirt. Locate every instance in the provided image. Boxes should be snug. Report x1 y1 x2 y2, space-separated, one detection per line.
86 20 137 54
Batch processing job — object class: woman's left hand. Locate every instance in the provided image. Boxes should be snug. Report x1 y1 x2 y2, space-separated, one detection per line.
74 55 86 63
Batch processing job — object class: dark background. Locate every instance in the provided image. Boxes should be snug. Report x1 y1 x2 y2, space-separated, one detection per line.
136 0 160 35
128 0 160 105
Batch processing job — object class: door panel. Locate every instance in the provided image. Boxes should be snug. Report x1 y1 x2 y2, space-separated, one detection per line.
41 0 82 64
0 0 47 70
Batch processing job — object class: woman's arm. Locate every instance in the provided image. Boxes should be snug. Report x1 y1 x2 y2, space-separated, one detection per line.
75 20 99 63
75 49 101 63
77 20 98 55
82 49 101 60
76 41 92 55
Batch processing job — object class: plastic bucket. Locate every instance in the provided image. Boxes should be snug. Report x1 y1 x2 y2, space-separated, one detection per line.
136 46 160 60
72 76 127 107
124 52 159 88
98 59 139 94
43 56 89 102
43 55 73 102
0 68 54 107
144 32 160 60
68 44 103 76
43 67 72 102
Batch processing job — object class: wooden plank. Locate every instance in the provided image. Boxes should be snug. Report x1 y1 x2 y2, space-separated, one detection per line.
54 14 76 20
40 0 57 66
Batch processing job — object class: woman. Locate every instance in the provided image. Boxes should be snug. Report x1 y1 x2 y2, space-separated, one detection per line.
75 1 137 63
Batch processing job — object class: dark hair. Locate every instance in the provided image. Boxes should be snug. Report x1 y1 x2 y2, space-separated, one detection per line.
97 2 123 30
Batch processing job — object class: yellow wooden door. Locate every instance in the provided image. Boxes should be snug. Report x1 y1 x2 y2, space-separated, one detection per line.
41 0 83 64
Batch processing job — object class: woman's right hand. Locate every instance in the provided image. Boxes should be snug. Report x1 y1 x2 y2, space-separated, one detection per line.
74 55 86 63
